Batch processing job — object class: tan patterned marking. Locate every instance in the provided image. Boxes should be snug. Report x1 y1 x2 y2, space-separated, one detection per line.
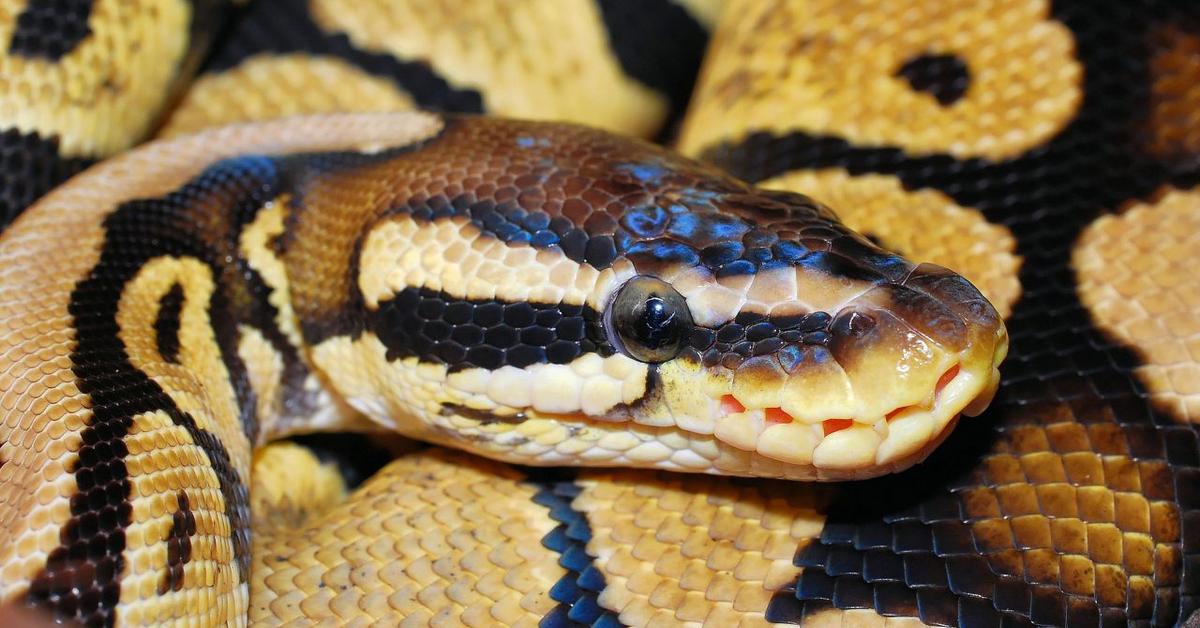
0 0 191 156
109 257 253 620
238 326 284 432
573 470 833 627
250 449 563 626
116 257 251 482
1074 186 1200 422
241 199 306 351
249 442 350 531
310 0 667 138
677 0 1081 160
117 410 241 624
964 416 1182 616
357 214 635 311
0 112 445 610
762 169 1021 318
159 55 417 139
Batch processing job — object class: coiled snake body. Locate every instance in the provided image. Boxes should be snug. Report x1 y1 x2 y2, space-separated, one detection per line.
0 1 1198 626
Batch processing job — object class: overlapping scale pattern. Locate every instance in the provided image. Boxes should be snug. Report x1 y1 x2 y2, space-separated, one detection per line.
369 287 609 371
250 449 567 626
682 0 1200 625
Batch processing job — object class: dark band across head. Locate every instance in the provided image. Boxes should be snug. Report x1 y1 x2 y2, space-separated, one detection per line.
368 286 610 371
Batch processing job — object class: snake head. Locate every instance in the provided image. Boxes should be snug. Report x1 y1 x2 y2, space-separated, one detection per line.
332 118 1007 481
590 183 1009 480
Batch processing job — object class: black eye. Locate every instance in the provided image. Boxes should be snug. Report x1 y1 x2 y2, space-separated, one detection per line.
606 276 693 363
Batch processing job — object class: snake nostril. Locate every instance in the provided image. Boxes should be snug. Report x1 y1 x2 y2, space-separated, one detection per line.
831 311 876 338
936 364 961 397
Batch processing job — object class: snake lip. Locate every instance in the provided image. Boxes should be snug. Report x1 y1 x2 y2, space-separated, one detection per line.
705 345 1003 480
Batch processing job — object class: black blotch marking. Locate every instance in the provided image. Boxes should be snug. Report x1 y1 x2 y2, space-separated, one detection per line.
527 470 621 627
368 286 611 372
203 0 482 112
593 0 710 140
158 491 196 595
26 158 286 625
896 52 971 106
155 283 185 364
368 277 841 374
9 0 95 60
749 2 1200 626
0 128 95 229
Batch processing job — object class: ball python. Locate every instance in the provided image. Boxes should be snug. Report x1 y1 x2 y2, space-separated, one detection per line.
0 1 1198 627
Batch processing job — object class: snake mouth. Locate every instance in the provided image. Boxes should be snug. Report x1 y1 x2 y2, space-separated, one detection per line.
705 347 1004 479
416 325 1005 482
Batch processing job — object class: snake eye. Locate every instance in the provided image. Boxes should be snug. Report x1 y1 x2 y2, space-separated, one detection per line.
606 276 693 363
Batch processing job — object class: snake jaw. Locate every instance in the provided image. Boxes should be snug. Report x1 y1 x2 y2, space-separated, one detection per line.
688 339 1004 479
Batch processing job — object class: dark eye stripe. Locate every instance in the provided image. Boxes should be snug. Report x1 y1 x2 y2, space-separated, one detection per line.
368 287 612 371
367 279 851 374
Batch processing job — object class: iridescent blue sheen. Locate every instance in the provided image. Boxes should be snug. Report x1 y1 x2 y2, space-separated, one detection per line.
621 205 671 237
616 161 669 185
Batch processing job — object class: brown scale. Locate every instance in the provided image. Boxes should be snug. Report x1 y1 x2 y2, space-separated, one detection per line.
1144 23 1200 161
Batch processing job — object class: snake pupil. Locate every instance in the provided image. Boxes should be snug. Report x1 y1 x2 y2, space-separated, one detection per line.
607 276 692 363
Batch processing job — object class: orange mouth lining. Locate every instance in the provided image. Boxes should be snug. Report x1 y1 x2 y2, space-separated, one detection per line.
719 363 964 437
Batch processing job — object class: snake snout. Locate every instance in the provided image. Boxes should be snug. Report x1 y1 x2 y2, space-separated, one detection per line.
902 263 1004 335
704 260 1009 479
901 261 1009 411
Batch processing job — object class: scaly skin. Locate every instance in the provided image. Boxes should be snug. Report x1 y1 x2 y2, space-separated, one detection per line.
0 112 1005 624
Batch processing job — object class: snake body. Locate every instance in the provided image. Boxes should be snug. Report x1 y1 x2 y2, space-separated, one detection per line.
0 1 1198 627
0 109 1005 622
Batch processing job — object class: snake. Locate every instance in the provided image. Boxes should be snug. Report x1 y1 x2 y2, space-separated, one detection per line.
0 1 1198 627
